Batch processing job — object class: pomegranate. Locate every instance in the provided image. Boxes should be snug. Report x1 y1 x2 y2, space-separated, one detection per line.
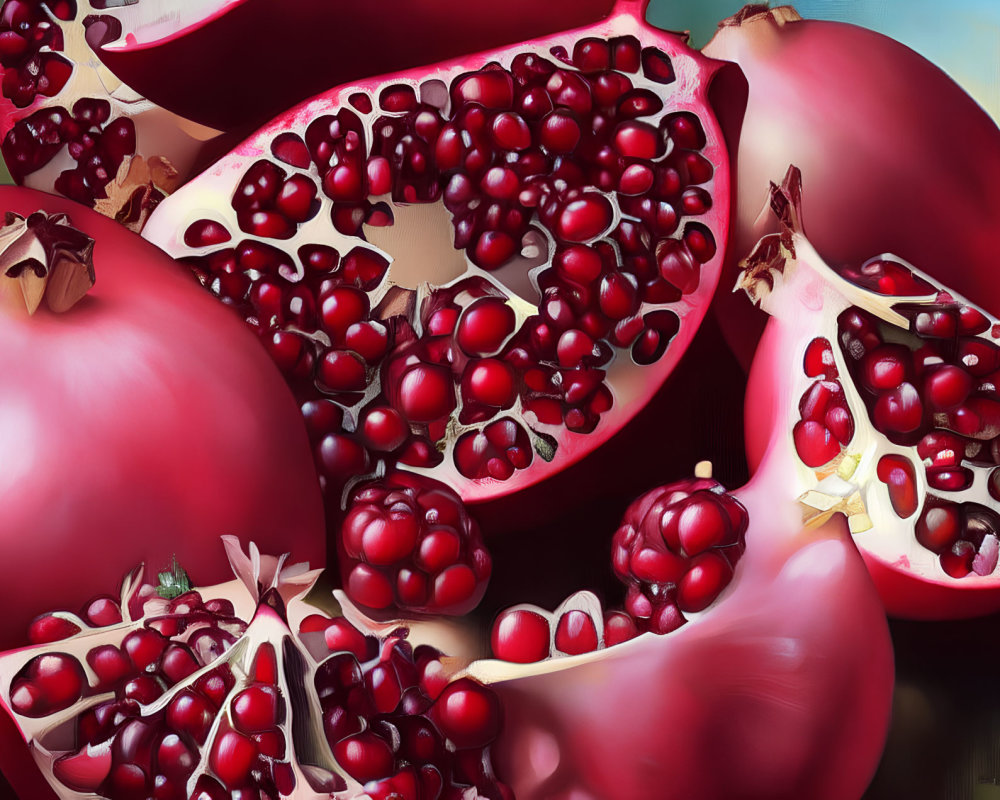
0 538 508 800
91 0 620 132
702 5 1000 370
472 457 893 799
0 0 226 227
140 0 746 617
741 166 1000 619
0 185 325 651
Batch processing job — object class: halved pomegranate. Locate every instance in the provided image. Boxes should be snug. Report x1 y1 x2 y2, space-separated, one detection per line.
470 456 893 799
140 1 746 615
741 166 1000 619
0 538 508 800
0 186 325 652
702 5 1000 373
92 0 620 132
0 0 225 227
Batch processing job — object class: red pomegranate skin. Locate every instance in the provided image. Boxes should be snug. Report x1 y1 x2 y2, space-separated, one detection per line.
746 307 1000 620
0 186 326 652
479 446 894 800
94 0 618 131
703 7 1000 371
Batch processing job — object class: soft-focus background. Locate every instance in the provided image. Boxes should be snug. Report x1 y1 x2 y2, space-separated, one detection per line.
1 2 998 799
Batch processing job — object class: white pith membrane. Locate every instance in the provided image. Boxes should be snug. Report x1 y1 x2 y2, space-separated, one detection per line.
140 5 731 511
0 538 509 800
0 0 221 226
739 166 1000 584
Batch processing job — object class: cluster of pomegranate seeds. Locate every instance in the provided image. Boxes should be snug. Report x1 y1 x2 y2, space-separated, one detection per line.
302 615 508 800
173 32 721 506
3 99 137 203
490 591 638 664
1 542 510 799
0 0 74 108
793 336 855 467
338 472 492 616
816 255 1000 576
611 476 747 632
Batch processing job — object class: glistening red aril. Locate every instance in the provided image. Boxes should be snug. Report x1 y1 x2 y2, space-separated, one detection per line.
0 538 510 800
141 2 744 620
0 0 225 228
741 166 1000 619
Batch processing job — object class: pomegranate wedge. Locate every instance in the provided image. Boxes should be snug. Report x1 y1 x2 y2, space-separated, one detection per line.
741 166 1000 619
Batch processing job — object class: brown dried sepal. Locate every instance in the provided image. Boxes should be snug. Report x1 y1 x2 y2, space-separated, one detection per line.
0 211 96 315
93 154 182 233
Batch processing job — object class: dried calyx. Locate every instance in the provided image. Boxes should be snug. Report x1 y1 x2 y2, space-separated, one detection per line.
0 209 94 314
740 166 1000 586
0 538 508 800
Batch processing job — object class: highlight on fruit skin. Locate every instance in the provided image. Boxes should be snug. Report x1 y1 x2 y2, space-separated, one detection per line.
740 165 1000 619
0 185 326 654
0 537 510 800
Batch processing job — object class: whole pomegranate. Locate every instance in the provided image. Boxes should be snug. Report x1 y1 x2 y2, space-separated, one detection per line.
741 167 1000 619
140 0 747 616
0 538 508 800
702 5 1000 370
0 186 326 651
0 0 228 226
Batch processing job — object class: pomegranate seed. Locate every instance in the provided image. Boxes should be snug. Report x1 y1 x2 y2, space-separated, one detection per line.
431 679 500 749
334 731 394 783
554 610 599 655
924 364 972 411
463 358 516 408
456 298 516 355
27 614 81 644
803 337 837 379
873 382 924 435
391 363 456 424
432 564 478 608
603 611 639 646
793 420 840 467
491 111 531 150
915 504 962 553
556 195 613 243
232 685 280 733
53 740 113 792
941 540 976 578
362 406 410 451
210 730 257 789
876 455 918 518
491 609 550 663
347 564 395 609
677 551 732 613
166 690 216 745
123 629 167 670
926 466 974 492
82 595 123 627
613 121 662 159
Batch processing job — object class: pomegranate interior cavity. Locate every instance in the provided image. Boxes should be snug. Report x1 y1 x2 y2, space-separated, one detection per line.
141 2 742 537
741 166 1000 619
